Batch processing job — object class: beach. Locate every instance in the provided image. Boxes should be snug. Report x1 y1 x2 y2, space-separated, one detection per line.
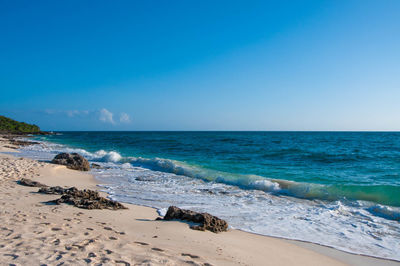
0 136 398 265
2 1 399 264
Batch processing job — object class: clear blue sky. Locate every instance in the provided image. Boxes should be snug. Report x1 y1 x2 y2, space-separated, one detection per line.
1 0 399 131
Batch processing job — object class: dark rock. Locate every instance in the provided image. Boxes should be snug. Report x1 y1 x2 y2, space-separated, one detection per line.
35 131 54 135
39 186 127 210
39 186 72 194
4 145 17 149
90 163 102 169
51 153 90 171
7 139 39 147
18 178 48 188
162 206 228 233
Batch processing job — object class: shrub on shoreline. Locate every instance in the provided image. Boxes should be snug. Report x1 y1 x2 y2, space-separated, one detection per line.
0 115 40 133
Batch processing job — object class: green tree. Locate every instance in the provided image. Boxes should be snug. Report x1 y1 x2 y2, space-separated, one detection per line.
0 115 40 133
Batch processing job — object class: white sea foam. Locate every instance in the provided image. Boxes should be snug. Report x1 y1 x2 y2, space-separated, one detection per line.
14 140 400 261
94 167 400 261
367 205 400 221
248 179 281 192
94 150 122 162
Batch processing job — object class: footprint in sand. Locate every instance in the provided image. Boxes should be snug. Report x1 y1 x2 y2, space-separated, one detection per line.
182 253 200 259
100 257 111 263
3 228 14 237
115 260 130 265
3 253 19 260
134 241 149 246
105 249 113 254
88 252 96 258
12 233 22 239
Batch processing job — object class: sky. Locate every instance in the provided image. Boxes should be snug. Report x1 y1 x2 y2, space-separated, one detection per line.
0 0 399 131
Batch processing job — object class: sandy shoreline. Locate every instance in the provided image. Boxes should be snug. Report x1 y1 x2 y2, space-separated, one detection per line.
0 136 399 265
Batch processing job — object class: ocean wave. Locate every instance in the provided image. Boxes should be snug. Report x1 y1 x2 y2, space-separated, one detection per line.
21 141 400 209
94 150 122 162
107 155 399 207
248 179 281 192
367 205 400 221
95 153 400 208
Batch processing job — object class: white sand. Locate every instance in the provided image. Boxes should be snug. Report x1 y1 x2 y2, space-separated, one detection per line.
0 137 399 265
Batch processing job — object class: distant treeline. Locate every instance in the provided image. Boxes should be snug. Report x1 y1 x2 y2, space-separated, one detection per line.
0 115 40 133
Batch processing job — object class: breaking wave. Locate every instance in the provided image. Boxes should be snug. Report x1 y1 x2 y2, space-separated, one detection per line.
55 147 400 207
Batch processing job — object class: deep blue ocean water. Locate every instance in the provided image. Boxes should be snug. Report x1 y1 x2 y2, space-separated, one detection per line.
19 131 400 260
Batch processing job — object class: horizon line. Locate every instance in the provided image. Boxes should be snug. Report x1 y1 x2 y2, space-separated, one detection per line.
46 130 400 133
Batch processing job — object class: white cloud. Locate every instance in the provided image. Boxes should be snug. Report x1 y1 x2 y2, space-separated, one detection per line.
99 108 115 124
44 109 89 117
44 109 56 114
119 112 131 123
66 110 80 117
43 108 130 126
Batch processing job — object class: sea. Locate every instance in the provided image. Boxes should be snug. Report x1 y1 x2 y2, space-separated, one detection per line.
16 131 400 260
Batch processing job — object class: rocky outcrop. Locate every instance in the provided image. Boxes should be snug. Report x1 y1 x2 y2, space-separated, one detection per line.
18 178 48 188
38 186 66 194
39 186 127 210
17 177 127 210
8 139 39 147
1 135 40 147
90 163 102 169
51 153 90 171
160 206 228 233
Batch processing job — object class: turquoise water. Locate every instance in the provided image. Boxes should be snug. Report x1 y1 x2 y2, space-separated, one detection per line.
21 131 400 260
37 131 400 206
